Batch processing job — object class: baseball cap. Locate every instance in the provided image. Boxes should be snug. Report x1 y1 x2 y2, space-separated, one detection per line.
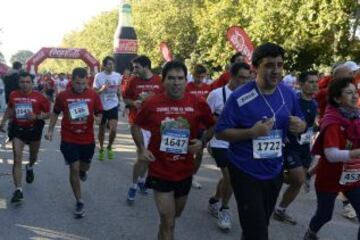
344 61 360 72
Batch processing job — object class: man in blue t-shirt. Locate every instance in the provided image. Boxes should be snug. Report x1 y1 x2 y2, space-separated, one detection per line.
273 71 319 225
215 42 306 240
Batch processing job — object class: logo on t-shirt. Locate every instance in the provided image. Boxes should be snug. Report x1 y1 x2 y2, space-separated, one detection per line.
237 89 258 107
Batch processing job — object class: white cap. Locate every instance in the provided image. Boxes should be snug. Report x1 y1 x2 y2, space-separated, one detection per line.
344 61 360 72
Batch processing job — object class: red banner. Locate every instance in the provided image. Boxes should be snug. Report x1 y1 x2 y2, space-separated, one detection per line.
160 42 173 62
226 26 254 64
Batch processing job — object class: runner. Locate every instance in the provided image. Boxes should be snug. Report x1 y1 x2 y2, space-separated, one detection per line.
0 71 50 203
304 77 360 240
93 56 122 161
207 62 251 231
132 60 214 239
273 71 319 225
215 43 306 240
185 64 211 189
55 73 69 94
45 67 103 218
123 55 162 203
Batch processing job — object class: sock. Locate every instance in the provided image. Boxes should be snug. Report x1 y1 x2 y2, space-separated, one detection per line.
138 177 146 183
276 206 286 212
220 205 229 211
26 164 33 170
77 199 84 205
16 187 22 192
209 197 219 204
132 183 138 189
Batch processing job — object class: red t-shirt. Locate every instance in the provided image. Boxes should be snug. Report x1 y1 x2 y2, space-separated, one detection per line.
123 75 163 124
210 71 230 90
315 124 360 193
53 88 103 144
134 92 215 181
9 90 50 128
186 82 211 100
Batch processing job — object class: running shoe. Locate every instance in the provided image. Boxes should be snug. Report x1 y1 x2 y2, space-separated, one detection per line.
273 209 297 225
107 148 114 160
208 201 220 218
74 201 85 218
79 171 88 182
192 179 202 189
98 149 105 161
127 187 137 204
137 181 148 195
342 203 357 219
25 164 34 184
217 208 231 231
303 229 318 240
11 189 24 203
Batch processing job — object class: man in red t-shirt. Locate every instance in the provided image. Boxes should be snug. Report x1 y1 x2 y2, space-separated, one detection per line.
132 61 215 239
209 52 245 90
45 67 103 218
0 71 50 203
123 55 163 201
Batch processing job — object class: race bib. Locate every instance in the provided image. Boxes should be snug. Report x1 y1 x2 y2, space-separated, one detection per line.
69 101 89 120
253 130 283 159
15 103 32 119
339 161 360 185
298 127 313 145
160 128 190 154
103 92 117 103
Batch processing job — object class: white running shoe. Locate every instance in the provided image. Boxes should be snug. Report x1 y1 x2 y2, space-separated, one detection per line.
342 203 357 219
217 208 231 231
208 201 220 218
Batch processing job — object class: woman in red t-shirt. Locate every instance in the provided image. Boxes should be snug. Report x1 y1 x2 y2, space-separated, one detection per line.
304 77 360 240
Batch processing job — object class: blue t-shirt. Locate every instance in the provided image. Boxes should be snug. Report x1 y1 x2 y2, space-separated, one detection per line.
215 81 304 180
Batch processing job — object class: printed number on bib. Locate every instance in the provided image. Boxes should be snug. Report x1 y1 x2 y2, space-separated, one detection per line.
297 127 313 145
103 92 117 103
160 128 190 154
69 101 89 120
253 130 282 159
15 103 32 119
339 161 360 185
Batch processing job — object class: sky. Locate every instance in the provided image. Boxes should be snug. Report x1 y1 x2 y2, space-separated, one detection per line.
0 0 121 65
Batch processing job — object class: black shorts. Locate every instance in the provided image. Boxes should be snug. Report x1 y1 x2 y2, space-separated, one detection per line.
100 106 118 125
211 147 229 168
146 176 192 198
60 141 95 165
284 147 312 170
8 120 45 144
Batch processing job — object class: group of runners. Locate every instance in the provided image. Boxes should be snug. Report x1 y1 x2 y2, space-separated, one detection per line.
1 42 360 240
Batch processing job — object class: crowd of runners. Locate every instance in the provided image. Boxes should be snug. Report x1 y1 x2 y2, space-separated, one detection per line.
1 42 360 240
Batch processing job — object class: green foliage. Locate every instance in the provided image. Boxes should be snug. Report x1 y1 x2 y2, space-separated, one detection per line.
42 0 359 75
10 50 34 66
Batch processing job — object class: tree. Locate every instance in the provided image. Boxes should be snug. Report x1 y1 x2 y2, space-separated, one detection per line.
10 50 34 66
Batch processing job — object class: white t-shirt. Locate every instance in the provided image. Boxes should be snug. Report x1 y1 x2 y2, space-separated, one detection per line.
93 71 122 110
207 85 233 148
56 78 69 93
282 74 297 89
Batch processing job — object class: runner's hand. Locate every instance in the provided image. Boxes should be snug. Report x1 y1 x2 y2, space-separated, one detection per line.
134 100 142 109
27 112 37 121
45 131 53 141
252 118 274 137
289 116 305 134
188 139 203 154
138 149 155 162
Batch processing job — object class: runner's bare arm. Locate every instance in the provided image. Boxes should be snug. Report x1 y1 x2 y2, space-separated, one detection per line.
216 119 274 142
123 98 142 109
130 125 155 161
0 106 14 131
45 112 59 141
202 126 215 147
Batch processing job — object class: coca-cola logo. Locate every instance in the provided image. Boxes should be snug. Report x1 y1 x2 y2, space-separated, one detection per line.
227 26 254 64
31 50 46 65
115 39 138 54
83 52 98 65
49 48 82 59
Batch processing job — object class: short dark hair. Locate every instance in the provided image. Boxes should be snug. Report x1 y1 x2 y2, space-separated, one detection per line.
162 61 187 80
72 67 87 81
298 71 318 83
230 62 251 77
252 42 285 67
327 77 354 107
230 52 244 64
193 64 207 75
102 56 115 66
18 71 33 80
132 55 151 69
12 61 22 70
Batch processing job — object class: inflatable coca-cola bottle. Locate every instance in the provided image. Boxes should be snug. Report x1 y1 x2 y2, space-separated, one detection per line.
113 1 138 74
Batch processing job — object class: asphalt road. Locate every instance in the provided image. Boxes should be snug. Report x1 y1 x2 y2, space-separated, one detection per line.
0 116 358 240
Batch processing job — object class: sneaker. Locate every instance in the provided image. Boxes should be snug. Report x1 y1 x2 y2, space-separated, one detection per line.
303 229 318 240
137 181 148 195
208 201 220 218
127 187 137 204
107 148 114 160
217 208 231 231
273 209 297 225
11 189 24 203
25 164 34 184
74 201 85 218
79 171 87 182
342 203 357 219
192 179 202 189
98 149 105 161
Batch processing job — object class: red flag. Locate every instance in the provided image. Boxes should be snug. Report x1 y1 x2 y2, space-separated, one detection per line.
226 26 254 64
160 42 173 62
